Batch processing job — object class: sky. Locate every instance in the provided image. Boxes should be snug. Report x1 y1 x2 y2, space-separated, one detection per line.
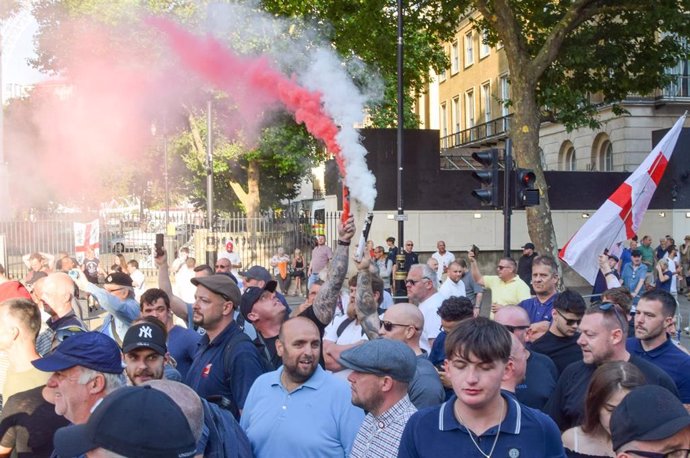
2 7 47 104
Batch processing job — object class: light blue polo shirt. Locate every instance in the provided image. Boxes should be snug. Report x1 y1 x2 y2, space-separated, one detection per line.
240 365 364 458
398 391 565 458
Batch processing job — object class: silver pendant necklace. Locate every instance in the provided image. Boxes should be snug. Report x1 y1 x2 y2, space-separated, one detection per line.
454 399 506 458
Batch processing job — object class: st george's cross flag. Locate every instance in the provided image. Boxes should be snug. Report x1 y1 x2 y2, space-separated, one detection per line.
559 114 686 285
74 219 100 264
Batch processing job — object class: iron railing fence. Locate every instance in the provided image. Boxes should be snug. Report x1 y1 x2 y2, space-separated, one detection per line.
0 210 344 282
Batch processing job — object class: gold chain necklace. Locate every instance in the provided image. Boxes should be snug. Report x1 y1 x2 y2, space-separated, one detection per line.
454 399 506 458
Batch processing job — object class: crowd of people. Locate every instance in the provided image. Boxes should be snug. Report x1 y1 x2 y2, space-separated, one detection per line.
0 223 689 457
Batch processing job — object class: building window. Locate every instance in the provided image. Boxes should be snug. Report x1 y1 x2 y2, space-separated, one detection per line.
560 143 577 171
452 96 461 133
479 30 490 59
481 82 492 136
499 74 510 131
464 32 474 67
451 41 460 74
465 90 475 140
599 141 613 171
440 103 448 147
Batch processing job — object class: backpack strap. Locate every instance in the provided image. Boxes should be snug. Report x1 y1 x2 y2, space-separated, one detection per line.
336 317 355 338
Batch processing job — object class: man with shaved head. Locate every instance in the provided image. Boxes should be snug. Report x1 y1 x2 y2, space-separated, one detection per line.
501 332 529 394
241 317 364 458
379 303 444 409
494 305 557 409
35 273 85 356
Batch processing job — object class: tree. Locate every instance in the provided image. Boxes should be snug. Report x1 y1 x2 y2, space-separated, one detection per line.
451 0 690 260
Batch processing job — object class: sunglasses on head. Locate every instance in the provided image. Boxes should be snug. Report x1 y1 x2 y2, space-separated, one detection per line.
380 320 418 332
595 301 627 328
555 309 582 326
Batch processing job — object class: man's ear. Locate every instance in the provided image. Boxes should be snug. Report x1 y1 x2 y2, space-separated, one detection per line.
222 301 234 316
276 339 285 357
90 373 107 395
247 311 259 323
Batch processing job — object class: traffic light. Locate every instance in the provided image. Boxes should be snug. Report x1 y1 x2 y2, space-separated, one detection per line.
515 168 540 208
471 149 500 207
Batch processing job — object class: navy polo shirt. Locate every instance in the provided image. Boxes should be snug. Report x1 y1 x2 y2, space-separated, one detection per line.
398 392 566 458
518 294 557 324
515 350 558 410
627 337 690 403
184 321 266 419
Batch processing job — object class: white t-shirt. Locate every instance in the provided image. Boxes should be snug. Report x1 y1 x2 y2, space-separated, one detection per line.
439 278 466 299
219 251 242 277
431 251 455 280
418 292 445 351
175 265 196 304
664 253 679 294
323 315 368 345
130 269 146 301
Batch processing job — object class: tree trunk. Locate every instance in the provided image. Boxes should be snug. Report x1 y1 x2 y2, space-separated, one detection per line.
510 78 560 263
246 158 260 265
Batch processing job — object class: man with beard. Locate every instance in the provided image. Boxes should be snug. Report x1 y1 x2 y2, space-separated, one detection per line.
545 302 680 431
122 319 179 386
626 289 690 405
339 338 418 458
184 274 265 420
240 317 364 458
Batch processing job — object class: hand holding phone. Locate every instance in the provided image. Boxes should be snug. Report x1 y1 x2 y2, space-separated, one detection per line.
155 233 164 257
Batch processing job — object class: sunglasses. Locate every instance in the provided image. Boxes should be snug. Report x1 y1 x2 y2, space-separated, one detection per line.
596 302 627 328
380 320 418 332
555 309 582 326
215 264 230 269
405 278 429 286
504 324 530 333
623 450 690 458
496 265 511 270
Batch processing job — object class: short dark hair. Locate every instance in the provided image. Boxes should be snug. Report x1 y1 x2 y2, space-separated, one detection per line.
438 296 474 322
127 259 139 269
582 361 646 435
532 255 559 275
193 264 214 276
601 287 633 314
553 289 586 315
457 259 468 269
0 298 41 340
445 317 511 364
639 289 677 317
140 288 171 311
586 302 628 337
349 274 384 305
386 237 395 243
499 257 517 271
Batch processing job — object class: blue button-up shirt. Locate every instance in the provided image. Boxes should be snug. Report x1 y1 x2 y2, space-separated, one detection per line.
240 365 364 458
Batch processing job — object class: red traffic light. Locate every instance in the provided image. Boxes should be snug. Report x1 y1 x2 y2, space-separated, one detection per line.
518 170 536 186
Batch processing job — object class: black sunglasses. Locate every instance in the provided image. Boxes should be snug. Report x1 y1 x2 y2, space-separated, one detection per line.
624 450 690 458
596 302 627 328
555 309 582 326
504 324 530 333
405 278 429 286
380 320 418 332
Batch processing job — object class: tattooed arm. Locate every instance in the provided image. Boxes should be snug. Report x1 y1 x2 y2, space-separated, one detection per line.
311 215 356 325
355 256 381 341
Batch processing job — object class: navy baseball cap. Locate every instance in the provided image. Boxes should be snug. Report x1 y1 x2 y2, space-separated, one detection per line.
240 281 278 323
238 265 272 283
32 332 123 374
105 272 133 288
53 385 197 457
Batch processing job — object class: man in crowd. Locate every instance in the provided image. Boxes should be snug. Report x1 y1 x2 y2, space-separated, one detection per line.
456 259 483 311
591 253 620 302
429 296 475 369
139 288 200 379
240 317 364 457
0 298 49 405
52 385 199 458
22 252 53 284
373 245 393 293
431 241 455 282
126 259 146 301
627 289 690 405
438 261 466 299
35 272 85 356
32 332 125 425
74 270 140 344
405 264 444 351
529 289 586 375
518 255 560 340
398 317 565 457
393 240 419 298
621 250 648 309
494 306 558 410
307 234 333 288
379 303 445 409
219 240 243 280
339 338 418 458
122 320 176 386
638 235 655 283
185 274 265 420
545 302 680 430
240 265 290 310
518 242 538 292
469 250 530 318
610 385 690 457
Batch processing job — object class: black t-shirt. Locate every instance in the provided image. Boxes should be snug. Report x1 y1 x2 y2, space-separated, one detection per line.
0 385 70 457
529 331 583 376
254 334 281 371
544 354 681 431
515 350 558 410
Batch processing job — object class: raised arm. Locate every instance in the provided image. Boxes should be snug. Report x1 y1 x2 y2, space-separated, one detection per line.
354 255 381 341
155 248 191 321
468 250 485 286
311 216 356 325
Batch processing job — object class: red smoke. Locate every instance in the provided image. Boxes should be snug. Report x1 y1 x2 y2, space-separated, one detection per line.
148 17 346 175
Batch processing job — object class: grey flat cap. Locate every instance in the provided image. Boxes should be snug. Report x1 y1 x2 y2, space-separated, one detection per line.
339 338 417 383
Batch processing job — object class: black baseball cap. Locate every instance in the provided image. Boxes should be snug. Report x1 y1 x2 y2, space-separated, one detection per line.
522 243 535 250
53 385 197 457
240 281 278 323
611 385 690 451
105 272 133 288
